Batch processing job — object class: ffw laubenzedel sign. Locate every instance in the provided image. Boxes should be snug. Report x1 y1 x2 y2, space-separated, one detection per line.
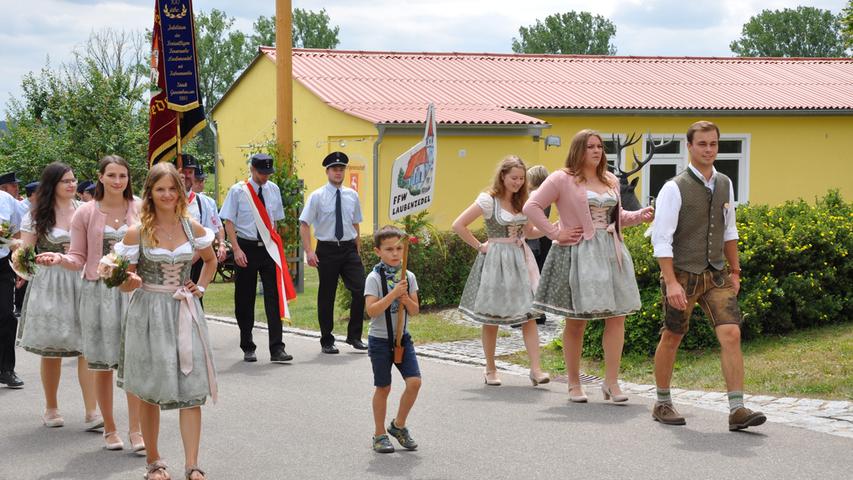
389 104 437 221
157 0 201 112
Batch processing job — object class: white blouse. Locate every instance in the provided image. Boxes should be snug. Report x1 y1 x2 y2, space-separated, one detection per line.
475 192 525 222
114 228 215 264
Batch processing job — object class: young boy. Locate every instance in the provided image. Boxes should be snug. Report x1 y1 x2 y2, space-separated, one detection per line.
364 226 422 453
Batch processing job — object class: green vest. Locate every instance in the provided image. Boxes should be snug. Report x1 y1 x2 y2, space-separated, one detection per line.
672 168 730 274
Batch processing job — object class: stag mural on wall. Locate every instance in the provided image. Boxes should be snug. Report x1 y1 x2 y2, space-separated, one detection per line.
610 132 674 211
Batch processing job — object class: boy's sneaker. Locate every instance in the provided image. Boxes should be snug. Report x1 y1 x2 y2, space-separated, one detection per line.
387 419 418 450
373 434 394 453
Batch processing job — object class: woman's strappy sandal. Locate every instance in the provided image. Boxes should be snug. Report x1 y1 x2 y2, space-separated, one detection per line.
143 460 170 480
185 466 206 480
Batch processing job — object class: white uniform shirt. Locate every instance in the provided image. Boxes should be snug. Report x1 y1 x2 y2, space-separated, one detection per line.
219 179 285 240
0 191 22 257
651 163 738 258
298 183 362 242
187 192 221 231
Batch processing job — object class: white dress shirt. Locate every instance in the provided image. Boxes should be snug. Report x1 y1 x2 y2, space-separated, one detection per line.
651 164 738 258
0 191 22 258
299 182 362 242
219 179 285 240
187 192 221 231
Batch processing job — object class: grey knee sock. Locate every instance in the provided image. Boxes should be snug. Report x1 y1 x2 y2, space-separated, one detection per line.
728 391 744 412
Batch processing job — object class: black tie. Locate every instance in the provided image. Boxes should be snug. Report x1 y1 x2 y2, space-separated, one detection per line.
257 185 265 241
334 189 343 241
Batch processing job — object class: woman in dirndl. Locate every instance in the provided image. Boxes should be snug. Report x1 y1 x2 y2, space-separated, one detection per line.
38 155 144 451
523 129 654 403
17 162 99 429
453 155 551 387
116 162 217 480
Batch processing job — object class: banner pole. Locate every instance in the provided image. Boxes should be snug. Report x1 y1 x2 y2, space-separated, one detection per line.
393 237 409 364
176 111 183 170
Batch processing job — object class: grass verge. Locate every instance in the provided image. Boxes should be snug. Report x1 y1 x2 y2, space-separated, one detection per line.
203 268 483 344
500 322 853 401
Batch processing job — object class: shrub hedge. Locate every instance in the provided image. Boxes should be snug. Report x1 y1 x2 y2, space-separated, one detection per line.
339 191 852 358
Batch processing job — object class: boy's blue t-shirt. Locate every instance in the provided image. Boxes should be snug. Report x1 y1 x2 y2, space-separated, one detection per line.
364 270 418 339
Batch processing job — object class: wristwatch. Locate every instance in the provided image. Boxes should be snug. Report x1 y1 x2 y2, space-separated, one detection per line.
197 285 206 295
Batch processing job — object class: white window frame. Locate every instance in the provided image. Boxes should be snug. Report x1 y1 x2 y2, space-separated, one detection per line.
638 133 751 206
640 133 687 206
716 134 751 205
600 133 626 172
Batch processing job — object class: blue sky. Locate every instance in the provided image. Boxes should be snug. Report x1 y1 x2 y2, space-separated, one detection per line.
1 0 848 115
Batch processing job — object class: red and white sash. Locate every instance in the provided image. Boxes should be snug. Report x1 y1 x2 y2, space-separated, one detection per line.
240 181 296 319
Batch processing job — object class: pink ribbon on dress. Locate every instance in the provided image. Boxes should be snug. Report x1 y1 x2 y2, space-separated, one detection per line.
488 236 541 293
141 283 218 404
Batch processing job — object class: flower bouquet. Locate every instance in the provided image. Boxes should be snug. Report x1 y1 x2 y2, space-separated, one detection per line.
11 245 37 281
98 253 130 288
0 221 15 247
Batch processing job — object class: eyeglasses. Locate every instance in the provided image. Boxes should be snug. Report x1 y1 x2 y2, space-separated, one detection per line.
60 179 78 185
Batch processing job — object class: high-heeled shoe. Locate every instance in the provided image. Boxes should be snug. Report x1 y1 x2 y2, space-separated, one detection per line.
83 412 104 432
129 431 145 452
103 431 125 450
601 383 629 403
529 370 551 386
568 384 588 403
483 370 502 386
42 409 64 428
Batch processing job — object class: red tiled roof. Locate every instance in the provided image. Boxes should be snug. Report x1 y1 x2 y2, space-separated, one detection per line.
262 48 853 125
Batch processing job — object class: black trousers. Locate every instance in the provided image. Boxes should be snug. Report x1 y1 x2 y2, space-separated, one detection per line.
234 238 284 354
316 240 365 347
0 255 17 373
14 281 26 315
190 259 204 309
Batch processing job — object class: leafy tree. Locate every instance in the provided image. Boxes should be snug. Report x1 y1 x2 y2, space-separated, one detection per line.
250 9 341 49
194 9 254 112
730 6 847 57
511 11 617 55
843 1 853 49
0 29 149 186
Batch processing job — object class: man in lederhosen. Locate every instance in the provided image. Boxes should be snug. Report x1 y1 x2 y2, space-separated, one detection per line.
0 172 23 388
220 154 292 363
299 152 367 354
651 121 765 431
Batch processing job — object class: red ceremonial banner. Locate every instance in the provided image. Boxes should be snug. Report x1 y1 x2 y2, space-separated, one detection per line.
148 1 206 166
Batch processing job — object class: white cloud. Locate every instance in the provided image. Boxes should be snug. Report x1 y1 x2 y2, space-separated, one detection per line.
2 0 848 115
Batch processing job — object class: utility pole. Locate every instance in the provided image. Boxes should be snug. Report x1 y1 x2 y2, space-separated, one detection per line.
276 0 293 173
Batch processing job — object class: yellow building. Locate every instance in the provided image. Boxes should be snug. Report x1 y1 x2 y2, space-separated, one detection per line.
210 49 853 232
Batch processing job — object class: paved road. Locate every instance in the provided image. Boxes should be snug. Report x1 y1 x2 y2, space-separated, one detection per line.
1 321 850 480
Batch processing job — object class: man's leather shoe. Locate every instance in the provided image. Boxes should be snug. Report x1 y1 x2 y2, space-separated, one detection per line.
346 339 368 350
0 371 24 388
322 345 339 354
729 407 766 431
270 350 293 363
243 351 257 362
652 402 686 425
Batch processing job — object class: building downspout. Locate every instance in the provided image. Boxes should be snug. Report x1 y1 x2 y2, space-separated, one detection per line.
209 119 222 203
372 125 386 232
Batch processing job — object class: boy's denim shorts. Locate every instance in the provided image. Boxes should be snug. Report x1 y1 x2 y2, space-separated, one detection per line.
368 334 421 387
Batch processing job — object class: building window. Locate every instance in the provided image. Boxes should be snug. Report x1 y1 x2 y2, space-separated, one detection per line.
715 135 750 204
639 134 750 206
641 134 685 205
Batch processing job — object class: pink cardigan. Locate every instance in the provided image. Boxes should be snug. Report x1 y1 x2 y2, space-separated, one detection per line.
63 200 140 280
523 170 643 245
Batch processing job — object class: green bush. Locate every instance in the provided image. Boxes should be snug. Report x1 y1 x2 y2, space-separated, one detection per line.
574 190 853 358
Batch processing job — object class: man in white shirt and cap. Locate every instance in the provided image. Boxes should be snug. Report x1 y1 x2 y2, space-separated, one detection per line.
299 152 367 354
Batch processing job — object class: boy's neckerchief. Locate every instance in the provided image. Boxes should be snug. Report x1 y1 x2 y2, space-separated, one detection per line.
374 261 403 310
